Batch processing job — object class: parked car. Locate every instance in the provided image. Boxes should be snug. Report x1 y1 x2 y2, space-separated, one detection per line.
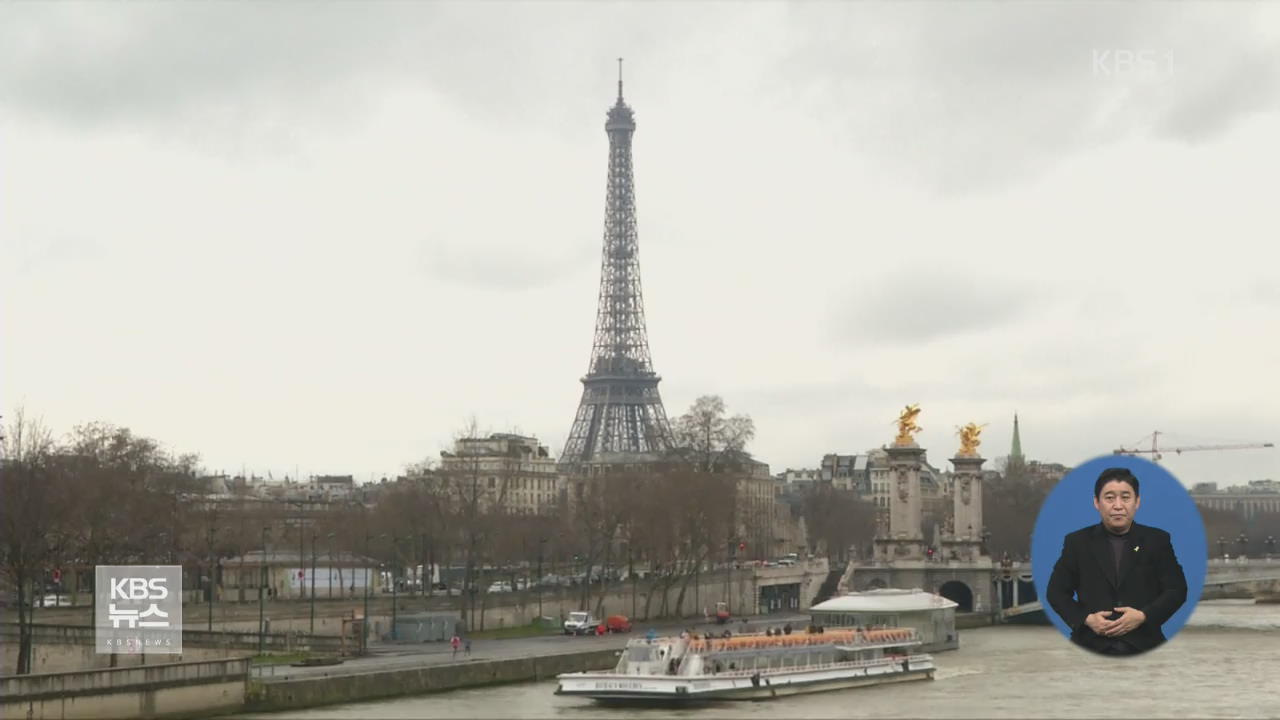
563 611 598 635
605 615 632 633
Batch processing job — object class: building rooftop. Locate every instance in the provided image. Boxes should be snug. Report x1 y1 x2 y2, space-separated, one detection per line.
222 550 377 566
1190 479 1279 495
810 588 958 613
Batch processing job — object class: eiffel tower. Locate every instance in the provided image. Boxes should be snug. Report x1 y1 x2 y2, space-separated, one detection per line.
560 62 675 473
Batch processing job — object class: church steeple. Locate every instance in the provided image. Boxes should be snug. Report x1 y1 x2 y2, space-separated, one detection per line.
1010 413 1024 461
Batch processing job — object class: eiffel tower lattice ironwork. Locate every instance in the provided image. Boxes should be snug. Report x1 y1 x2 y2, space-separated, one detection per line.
560 62 675 472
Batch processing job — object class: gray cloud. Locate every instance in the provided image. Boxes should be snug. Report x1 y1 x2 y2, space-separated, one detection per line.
420 239 595 292
0 4 397 127
2 2 1275 486
832 268 1044 345
2 229 105 276
767 2 1280 192
0 3 699 136
5 3 1274 190
735 376 897 414
1244 278 1280 307
1156 30 1280 142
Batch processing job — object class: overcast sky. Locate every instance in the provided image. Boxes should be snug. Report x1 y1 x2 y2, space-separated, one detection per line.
2 2 1277 487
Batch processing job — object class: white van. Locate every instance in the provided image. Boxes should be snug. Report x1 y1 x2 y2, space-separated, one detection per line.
563 610 598 635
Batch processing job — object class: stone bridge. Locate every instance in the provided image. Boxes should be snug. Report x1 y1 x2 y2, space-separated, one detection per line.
997 557 1280 621
1200 557 1280 599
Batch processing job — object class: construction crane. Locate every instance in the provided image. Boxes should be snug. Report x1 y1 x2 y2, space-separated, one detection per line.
1113 430 1274 462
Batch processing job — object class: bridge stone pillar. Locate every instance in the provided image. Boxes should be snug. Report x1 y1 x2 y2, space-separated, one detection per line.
875 443 928 562
943 455 986 563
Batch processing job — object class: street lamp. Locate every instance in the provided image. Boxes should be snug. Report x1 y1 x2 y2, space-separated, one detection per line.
1265 535 1276 559
206 526 217 633
258 526 270 655
1237 533 1249 559
362 532 388 653
537 537 547 619
362 531 372 655
628 543 636 620
390 532 400 641
325 532 336 600
309 530 318 635
1218 536 1227 558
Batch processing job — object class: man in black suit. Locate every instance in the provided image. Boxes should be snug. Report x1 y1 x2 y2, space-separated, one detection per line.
1046 467 1188 656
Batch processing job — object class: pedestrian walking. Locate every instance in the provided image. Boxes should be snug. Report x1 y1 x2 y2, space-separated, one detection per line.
450 634 461 659
464 638 472 657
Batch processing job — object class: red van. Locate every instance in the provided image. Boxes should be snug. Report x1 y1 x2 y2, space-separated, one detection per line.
605 615 632 633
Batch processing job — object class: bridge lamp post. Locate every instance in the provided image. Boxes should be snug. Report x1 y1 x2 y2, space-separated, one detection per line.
1237 533 1249 559
1218 536 1227 558
1266 536 1276 560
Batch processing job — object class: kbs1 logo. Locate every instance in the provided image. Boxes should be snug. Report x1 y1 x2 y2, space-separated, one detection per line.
95 566 183 654
1092 49 1175 78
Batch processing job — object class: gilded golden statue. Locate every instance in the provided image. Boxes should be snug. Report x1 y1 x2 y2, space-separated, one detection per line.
893 404 923 446
956 422 987 457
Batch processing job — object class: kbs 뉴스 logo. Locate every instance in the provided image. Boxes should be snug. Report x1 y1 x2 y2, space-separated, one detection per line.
95 566 183 654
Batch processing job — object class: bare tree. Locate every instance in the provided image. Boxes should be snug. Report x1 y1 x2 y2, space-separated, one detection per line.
982 461 1053 559
434 419 517 630
1 409 62 674
800 485 874 564
671 396 756 473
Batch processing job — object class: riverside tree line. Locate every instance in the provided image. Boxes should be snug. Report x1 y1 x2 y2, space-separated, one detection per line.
6 402 1273 675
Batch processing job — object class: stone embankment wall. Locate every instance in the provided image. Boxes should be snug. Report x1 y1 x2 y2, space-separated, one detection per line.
244 649 618 713
0 657 250 720
0 624 341 675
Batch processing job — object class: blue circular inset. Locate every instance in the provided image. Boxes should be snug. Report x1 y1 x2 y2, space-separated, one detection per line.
1031 455 1206 644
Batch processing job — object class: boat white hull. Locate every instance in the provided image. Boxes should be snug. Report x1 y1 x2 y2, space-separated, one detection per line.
556 659 935 703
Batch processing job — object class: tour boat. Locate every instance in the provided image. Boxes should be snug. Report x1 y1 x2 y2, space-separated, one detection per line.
555 626 935 703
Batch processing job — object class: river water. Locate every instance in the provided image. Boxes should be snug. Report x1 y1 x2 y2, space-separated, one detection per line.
239 600 1280 718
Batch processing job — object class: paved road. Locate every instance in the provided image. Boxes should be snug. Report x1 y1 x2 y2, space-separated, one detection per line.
3 596 446 626
254 612 810 683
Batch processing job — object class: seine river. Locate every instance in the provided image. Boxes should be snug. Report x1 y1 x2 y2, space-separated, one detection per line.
240 600 1280 718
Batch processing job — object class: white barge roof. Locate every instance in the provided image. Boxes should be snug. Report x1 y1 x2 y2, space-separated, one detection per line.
810 588 958 613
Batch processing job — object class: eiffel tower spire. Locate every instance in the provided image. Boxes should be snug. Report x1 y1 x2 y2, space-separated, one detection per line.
559 69 674 472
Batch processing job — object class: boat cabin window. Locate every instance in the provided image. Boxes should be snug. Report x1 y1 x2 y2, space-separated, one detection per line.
625 645 657 663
